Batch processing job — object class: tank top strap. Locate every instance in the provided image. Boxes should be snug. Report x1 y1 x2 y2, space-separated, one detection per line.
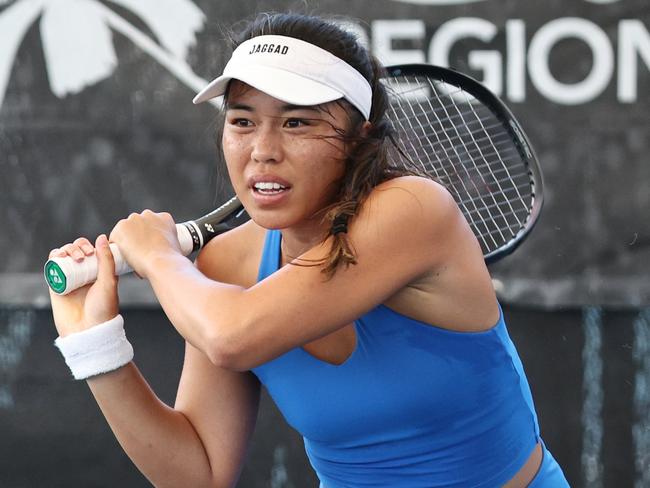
257 229 282 282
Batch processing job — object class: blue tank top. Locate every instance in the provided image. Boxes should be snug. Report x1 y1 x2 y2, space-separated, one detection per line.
252 230 541 487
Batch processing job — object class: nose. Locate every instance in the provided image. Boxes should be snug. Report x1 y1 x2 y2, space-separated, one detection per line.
251 125 283 164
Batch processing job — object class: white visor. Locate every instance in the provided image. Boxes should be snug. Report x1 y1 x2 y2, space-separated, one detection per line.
193 35 372 120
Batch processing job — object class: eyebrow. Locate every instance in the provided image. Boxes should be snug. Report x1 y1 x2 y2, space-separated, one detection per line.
225 103 254 111
225 102 320 113
281 104 320 113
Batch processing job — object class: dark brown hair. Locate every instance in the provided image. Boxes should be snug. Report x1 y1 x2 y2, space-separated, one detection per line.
222 12 416 277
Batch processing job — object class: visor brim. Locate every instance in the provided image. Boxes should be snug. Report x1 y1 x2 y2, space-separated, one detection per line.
193 64 345 107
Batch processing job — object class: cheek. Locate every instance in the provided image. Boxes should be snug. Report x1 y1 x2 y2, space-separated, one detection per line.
301 152 347 197
222 141 251 196
222 132 248 174
295 136 346 168
222 131 239 161
310 141 347 180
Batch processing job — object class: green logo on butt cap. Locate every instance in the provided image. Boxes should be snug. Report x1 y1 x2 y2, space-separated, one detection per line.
45 261 67 294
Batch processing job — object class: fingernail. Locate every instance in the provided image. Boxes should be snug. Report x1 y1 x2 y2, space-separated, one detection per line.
73 249 84 260
96 234 107 247
82 244 94 254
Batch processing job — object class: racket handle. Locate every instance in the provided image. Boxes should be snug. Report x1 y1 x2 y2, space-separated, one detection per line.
44 224 195 295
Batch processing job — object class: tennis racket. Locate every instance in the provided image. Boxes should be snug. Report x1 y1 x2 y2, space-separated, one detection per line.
45 63 543 295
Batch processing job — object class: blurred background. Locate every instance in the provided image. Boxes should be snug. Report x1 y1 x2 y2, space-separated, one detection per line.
0 0 648 486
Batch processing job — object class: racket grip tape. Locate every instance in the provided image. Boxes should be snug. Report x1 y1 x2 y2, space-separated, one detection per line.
44 224 195 295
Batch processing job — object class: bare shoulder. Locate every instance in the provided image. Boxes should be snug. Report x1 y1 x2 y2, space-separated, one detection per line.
194 219 266 288
372 177 498 331
371 176 454 210
359 176 462 241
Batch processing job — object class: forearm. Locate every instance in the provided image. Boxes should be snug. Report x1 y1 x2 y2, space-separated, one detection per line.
87 363 217 488
144 253 246 363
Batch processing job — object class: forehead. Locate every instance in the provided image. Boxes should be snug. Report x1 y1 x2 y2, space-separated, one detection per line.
225 80 343 117
226 81 293 107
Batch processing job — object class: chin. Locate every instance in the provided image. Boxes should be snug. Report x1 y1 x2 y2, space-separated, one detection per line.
247 210 293 231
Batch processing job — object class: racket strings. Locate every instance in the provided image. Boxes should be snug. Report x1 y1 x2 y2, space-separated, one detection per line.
405 126 518 154
390 91 502 249
412 88 516 246
442 175 534 210
464 201 532 226
425 79 523 233
385 75 535 254
390 95 505 250
392 103 509 139
413 143 524 180
397 118 522 157
388 75 533 185
457 86 529 218
413 144 533 201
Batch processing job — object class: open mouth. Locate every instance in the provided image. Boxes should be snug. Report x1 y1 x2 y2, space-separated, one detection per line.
253 182 290 194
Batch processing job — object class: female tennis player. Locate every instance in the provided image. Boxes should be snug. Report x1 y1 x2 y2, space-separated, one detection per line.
48 12 570 488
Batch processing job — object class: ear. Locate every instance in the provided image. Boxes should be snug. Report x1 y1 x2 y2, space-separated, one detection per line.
360 121 372 137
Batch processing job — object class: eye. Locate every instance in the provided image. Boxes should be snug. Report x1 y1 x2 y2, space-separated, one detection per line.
285 118 310 128
231 118 253 128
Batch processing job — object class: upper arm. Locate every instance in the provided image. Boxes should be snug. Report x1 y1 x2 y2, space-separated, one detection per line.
226 176 466 368
174 225 263 487
174 342 260 488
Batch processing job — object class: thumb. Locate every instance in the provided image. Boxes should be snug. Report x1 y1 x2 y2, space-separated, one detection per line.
95 234 117 287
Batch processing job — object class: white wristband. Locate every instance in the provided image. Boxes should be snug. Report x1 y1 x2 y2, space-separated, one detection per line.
54 314 133 380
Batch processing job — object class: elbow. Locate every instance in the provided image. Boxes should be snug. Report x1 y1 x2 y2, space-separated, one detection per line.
206 340 244 371
201 291 264 371
204 323 253 372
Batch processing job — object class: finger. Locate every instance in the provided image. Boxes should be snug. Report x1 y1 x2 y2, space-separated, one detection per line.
95 234 117 286
49 244 75 259
49 248 64 259
59 243 86 262
108 223 120 244
73 237 95 256
160 211 174 224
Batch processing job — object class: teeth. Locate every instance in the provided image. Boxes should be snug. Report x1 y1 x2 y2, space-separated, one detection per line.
254 182 286 190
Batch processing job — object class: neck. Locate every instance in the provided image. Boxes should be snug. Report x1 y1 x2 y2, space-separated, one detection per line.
279 218 329 264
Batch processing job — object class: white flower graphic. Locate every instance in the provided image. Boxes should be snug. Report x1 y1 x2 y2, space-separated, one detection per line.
0 0 212 109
